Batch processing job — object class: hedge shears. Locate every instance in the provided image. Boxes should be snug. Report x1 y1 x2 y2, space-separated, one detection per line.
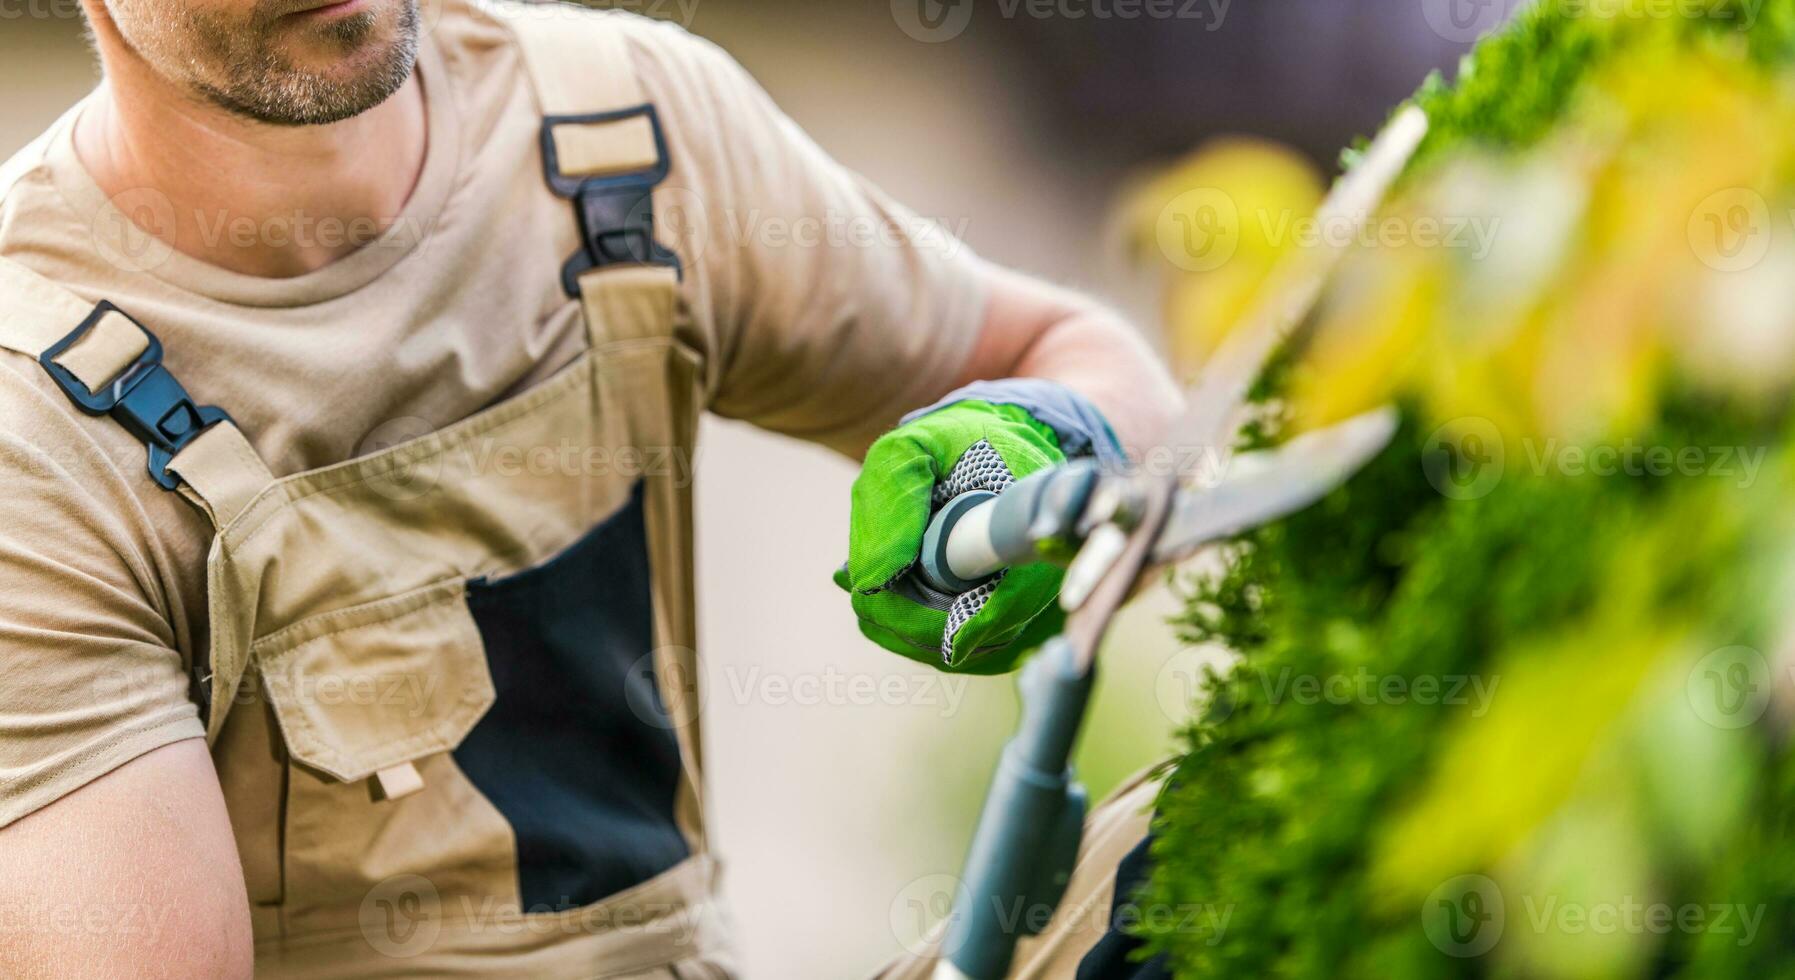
923 106 1428 980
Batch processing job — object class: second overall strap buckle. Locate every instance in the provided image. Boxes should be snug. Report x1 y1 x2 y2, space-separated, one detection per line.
40 301 234 491
540 103 682 296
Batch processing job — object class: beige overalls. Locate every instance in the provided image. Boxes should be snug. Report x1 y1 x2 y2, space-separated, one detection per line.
0 9 730 976
0 6 1182 975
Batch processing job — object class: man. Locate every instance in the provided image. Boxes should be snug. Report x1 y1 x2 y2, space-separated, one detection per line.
0 0 1179 974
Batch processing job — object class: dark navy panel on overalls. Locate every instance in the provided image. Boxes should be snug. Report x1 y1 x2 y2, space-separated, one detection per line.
455 478 689 912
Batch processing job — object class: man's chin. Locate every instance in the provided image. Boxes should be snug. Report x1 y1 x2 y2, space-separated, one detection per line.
204 4 420 126
201 57 415 126
281 35 407 89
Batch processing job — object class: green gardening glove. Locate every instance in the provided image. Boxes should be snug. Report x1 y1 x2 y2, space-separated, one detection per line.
837 399 1071 675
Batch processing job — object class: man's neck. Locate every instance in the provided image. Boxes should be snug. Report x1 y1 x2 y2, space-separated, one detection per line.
75 59 427 280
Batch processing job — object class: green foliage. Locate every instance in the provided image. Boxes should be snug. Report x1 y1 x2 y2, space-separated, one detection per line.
1150 403 1795 978
1404 0 1795 172
1137 3 1795 977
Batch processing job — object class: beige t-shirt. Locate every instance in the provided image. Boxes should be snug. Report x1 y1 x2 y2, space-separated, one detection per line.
0 0 986 829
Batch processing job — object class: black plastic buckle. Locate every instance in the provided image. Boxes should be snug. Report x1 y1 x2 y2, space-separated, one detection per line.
39 302 233 492
540 103 682 296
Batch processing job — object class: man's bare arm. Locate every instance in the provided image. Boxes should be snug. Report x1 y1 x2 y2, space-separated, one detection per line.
955 263 1183 456
0 739 252 980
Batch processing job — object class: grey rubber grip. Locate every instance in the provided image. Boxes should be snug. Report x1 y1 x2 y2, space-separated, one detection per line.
916 462 1103 595
918 491 1001 592
986 469 1053 566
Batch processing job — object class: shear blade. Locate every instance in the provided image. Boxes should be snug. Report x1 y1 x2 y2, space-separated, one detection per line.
1150 407 1399 565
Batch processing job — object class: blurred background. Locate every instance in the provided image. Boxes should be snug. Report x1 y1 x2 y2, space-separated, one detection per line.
0 1 1515 975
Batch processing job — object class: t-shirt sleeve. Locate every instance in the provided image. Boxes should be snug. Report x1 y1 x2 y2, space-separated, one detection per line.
623 19 990 456
0 368 203 830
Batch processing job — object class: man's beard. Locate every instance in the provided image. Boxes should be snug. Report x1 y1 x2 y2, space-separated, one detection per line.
154 0 422 127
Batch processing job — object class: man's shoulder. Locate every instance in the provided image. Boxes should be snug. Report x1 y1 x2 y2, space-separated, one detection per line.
0 110 80 256
0 122 142 482
445 0 725 92
454 0 694 43
0 104 108 353
0 257 123 465
426 0 719 167
444 0 689 58
0 121 59 206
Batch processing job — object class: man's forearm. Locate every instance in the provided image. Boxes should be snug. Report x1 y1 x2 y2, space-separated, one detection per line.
1010 309 1181 459
954 263 1183 459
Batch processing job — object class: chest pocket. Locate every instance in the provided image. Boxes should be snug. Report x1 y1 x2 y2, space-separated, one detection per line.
247 576 512 929
255 579 495 796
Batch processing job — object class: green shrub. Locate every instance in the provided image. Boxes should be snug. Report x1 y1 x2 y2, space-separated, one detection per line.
1135 3 1795 977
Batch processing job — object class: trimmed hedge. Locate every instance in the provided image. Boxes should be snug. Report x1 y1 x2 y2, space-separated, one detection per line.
1134 3 1795 977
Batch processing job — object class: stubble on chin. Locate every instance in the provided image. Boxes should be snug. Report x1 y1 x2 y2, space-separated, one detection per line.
175 0 421 127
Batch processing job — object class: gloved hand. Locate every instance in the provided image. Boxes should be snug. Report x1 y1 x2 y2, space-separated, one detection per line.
837 381 1124 674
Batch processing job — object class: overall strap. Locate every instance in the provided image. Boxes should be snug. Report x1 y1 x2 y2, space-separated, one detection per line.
491 2 706 851
0 255 272 529
491 1 681 347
